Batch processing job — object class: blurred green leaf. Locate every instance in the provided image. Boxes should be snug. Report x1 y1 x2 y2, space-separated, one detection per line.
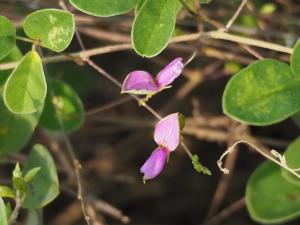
24 167 41 183
200 0 212 4
12 163 22 179
0 16 16 60
223 59 300 125
0 197 7 225
23 9 75 52
40 79 85 133
0 96 42 155
132 0 177 57
135 0 146 13
23 144 59 209
4 50 46 114
25 210 41 225
281 137 300 186
69 0 138 17
260 3 277 15
292 111 300 128
246 160 300 224
290 39 300 76
179 113 186 132
0 186 15 199
12 177 27 194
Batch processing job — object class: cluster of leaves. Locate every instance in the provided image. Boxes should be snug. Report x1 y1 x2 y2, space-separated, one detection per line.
0 8 85 224
0 144 59 224
222 33 300 224
69 0 211 57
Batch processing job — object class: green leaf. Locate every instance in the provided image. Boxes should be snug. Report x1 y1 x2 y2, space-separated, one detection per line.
40 79 85 132
132 0 177 57
24 167 41 183
23 9 75 52
290 39 300 76
4 50 47 114
223 59 300 125
25 210 42 225
246 160 300 224
135 0 146 13
0 47 22 88
0 96 42 155
12 163 22 179
179 113 186 132
292 111 300 128
23 144 59 209
12 177 27 194
0 197 8 225
0 16 16 60
0 186 15 199
281 137 300 186
70 0 138 17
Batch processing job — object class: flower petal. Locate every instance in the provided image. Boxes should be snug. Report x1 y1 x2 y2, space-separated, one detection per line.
140 146 168 180
154 113 180 151
156 58 183 87
121 71 159 95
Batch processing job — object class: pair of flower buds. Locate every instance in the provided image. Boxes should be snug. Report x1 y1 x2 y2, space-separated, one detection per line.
121 58 184 181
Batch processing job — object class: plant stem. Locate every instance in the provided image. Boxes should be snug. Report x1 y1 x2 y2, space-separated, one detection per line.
15 35 34 44
8 191 23 225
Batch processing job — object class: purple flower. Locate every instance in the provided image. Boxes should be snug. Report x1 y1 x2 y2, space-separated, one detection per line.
122 58 183 95
141 113 180 181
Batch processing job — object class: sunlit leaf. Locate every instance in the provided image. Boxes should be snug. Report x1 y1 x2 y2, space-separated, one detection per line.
0 186 15 199
0 16 16 60
4 50 46 114
23 9 75 52
132 0 177 57
223 59 300 125
70 0 138 17
23 144 59 209
0 197 7 225
40 79 85 132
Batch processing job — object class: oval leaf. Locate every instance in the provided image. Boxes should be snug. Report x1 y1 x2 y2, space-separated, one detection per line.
291 39 300 76
4 50 47 114
0 16 16 60
70 0 138 17
23 9 75 52
223 59 300 125
23 144 59 209
246 161 300 224
132 0 177 57
40 79 85 132
0 197 7 225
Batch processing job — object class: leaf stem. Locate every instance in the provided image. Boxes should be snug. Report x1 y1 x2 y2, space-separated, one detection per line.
8 191 23 225
15 35 34 44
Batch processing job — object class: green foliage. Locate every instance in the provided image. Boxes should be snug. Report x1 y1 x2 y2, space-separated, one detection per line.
24 168 41 183
246 161 300 224
25 210 41 225
223 59 300 125
192 154 212 175
132 0 177 57
179 114 186 132
40 79 85 132
23 9 75 52
69 0 138 17
200 0 212 4
0 186 15 199
290 39 300 76
0 16 16 60
0 197 7 225
136 0 146 13
4 50 46 114
23 144 59 209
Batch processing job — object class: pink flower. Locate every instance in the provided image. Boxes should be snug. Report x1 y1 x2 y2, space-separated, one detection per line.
140 113 180 181
122 58 183 95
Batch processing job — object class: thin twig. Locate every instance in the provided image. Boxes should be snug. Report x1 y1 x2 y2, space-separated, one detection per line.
223 0 248 31
8 191 23 225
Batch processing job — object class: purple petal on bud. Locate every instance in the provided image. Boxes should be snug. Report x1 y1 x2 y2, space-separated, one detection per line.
154 113 180 151
156 58 184 88
121 71 159 95
140 146 168 180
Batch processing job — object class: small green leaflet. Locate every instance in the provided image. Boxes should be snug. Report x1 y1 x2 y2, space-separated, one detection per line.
23 9 75 52
223 59 300 125
4 50 46 114
40 79 85 133
0 16 16 60
23 144 59 209
132 0 177 57
69 0 138 17
0 197 7 225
